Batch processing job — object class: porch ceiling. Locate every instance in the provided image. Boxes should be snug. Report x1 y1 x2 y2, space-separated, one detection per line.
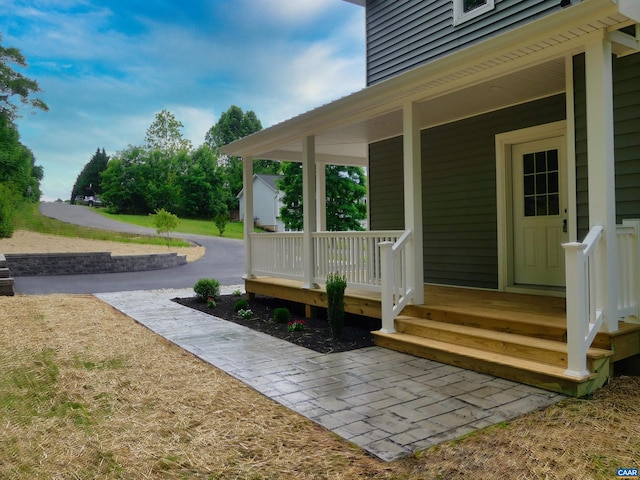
221 0 637 166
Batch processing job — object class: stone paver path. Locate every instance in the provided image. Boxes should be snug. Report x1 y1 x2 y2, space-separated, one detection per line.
96 288 565 461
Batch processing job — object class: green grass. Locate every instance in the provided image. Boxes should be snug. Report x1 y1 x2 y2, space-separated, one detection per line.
96 209 246 239
14 203 191 247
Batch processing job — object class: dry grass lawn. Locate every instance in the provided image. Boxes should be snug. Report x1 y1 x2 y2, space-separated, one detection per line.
1 232 639 479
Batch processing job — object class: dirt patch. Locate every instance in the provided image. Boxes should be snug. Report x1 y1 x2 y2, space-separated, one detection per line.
0 230 205 262
173 294 377 353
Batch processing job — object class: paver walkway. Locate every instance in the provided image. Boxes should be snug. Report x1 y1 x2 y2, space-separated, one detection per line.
96 287 566 462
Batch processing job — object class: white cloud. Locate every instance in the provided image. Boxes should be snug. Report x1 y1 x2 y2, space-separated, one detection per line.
3 0 366 202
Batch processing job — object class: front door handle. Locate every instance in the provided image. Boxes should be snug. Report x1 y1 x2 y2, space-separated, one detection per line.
562 219 567 233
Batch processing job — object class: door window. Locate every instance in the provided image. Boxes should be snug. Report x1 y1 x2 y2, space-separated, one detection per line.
522 149 560 217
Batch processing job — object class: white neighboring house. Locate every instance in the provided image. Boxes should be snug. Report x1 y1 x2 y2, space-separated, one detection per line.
237 174 284 232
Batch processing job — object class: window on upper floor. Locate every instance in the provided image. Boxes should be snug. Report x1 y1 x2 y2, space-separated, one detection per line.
453 0 495 26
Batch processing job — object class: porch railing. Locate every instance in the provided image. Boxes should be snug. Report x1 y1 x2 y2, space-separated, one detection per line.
563 225 605 378
249 232 304 280
563 219 640 377
313 231 403 289
248 230 404 289
617 219 640 321
379 230 414 333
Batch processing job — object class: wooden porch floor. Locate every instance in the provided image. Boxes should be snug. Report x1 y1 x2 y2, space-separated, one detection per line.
245 277 640 397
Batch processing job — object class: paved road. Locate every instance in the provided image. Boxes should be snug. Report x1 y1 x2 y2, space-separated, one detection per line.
13 203 245 294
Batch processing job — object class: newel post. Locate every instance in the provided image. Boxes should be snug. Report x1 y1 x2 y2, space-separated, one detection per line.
563 241 590 378
379 241 395 333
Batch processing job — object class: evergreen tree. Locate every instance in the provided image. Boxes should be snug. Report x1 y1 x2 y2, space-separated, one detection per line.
70 148 109 203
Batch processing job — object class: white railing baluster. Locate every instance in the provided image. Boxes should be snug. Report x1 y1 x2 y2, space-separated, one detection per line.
617 220 640 321
563 225 605 378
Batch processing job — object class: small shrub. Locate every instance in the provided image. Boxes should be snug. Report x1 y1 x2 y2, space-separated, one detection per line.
152 208 179 246
326 272 347 340
214 214 228 236
273 307 290 324
287 319 305 332
232 289 242 296
237 309 253 319
206 297 217 308
234 298 249 312
194 278 221 302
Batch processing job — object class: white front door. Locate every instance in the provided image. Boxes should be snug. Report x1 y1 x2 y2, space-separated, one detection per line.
512 137 568 287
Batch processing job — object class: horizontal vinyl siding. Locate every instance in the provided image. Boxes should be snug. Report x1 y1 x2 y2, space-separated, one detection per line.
613 52 640 221
368 136 404 230
366 0 560 85
368 95 566 289
422 95 566 289
574 51 640 239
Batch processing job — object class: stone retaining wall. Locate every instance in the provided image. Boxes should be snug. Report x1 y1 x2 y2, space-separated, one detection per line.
5 252 187 276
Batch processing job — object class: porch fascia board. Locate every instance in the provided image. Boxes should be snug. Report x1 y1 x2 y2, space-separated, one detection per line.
221 0 634 160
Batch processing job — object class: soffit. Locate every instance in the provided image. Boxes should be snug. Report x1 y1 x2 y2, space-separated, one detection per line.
221 0 634 165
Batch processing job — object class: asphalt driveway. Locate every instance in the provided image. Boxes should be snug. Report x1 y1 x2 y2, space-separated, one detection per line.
13 203 245 294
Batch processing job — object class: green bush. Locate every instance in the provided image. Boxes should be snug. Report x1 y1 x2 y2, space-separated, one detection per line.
273 307 290 324
233 298 249 312
0 185 16 239
326 272 347 340
193 278 221 302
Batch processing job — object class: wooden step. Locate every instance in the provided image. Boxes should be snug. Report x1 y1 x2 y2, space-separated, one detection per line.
401 304 567 341
0 254 7 269
372 331 611 397
0 267 11 278
395 316 610 369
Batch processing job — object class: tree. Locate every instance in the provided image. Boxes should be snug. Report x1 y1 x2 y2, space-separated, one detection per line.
0 34 48 121
278 163 367 232
152 208 179 246
0 112 43 237
70 148 109 203
206 106 263 210
145 109 192 155
325 165 367 231
205 105 262 151
278 162 303 231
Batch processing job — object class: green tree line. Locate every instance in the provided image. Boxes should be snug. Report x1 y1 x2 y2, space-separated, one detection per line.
0 34 47 238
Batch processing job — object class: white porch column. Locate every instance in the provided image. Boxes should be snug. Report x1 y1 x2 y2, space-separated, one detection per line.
316 162 327 231
242 156 255 279
585 33 618 332
403 102 424 304
302 136 319 289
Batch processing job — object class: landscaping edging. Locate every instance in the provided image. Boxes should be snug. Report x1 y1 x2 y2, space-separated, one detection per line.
5 252 187 276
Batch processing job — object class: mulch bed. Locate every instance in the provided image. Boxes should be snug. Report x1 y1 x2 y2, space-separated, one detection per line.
172 294 379 354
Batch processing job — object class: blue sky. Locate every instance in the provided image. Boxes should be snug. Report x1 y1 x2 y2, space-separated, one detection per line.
0 0 365 201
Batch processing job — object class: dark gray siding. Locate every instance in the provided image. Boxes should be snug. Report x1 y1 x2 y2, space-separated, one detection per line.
422 95 565 288
366 0 561 85
368 95 566 289
574 51 640 240
368 136 404 230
